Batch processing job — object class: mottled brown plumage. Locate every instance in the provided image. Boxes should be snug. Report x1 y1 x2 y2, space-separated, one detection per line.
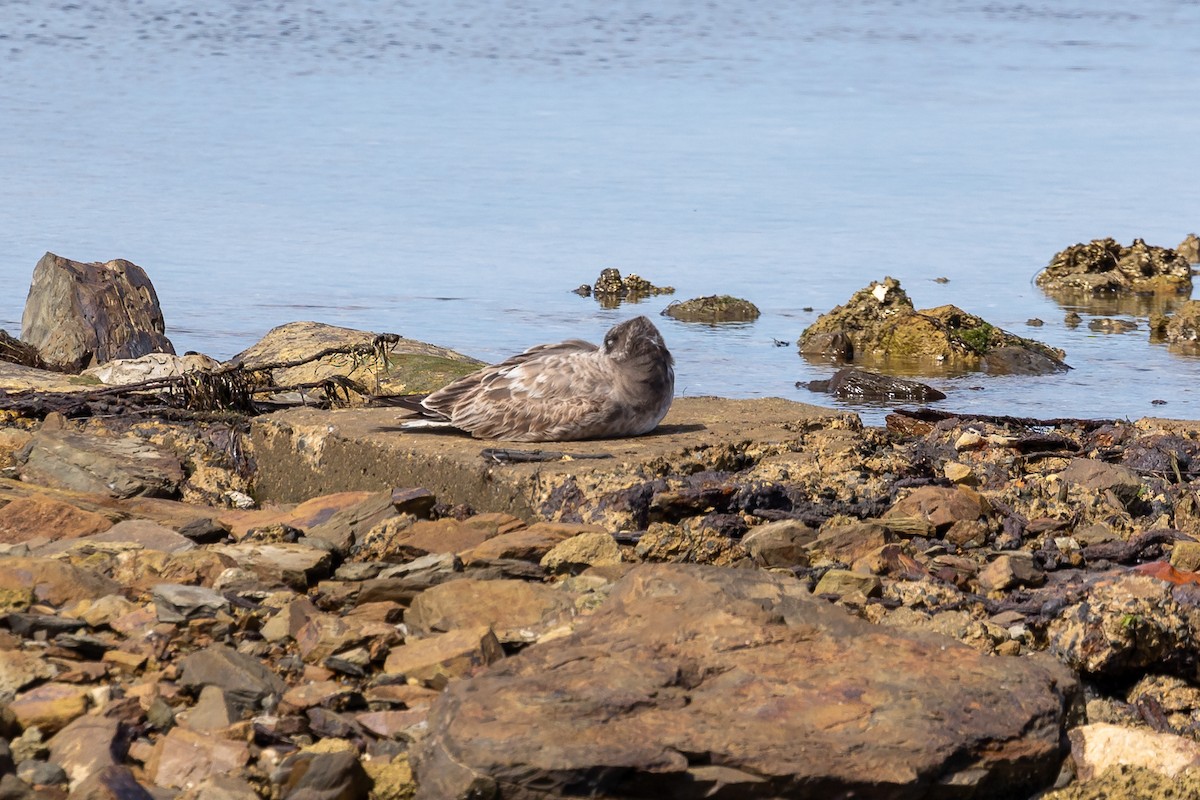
400 316 674 442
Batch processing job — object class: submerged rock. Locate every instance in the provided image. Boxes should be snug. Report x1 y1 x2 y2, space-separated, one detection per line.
798 277 1068 375
662 295 760 323
1036 237 1192 296
1151 299 1200 355
20 251 175 372
803 366 946 403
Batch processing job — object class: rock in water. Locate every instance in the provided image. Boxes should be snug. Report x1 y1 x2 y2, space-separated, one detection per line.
20 251 175 371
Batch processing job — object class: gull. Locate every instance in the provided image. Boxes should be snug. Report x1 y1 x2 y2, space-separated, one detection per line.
397 316 674 442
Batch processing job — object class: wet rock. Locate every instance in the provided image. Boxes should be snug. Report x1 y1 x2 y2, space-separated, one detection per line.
662 295 760 323
1087 318 1138 334
1154 299 1200 355
1068 722 1200 782
19 430 183 499
228 320 481 399
82 353 220 385
382 627 504 689
1178 233 1200 264
803 367 946 402
414 564 1079 799
586 269 674 307
177 644 286 716
1036 237 1192 296
404 578 575 644
20 252 175 371
540 531 621 573
798 278 1067 375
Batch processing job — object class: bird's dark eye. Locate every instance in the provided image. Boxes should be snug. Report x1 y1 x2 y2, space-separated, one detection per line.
605 335 616 350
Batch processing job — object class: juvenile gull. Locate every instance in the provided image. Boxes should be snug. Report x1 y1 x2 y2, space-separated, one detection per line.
398 316 674 442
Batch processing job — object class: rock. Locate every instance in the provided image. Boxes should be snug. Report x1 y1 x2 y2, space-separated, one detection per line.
17 759 66 787
1046 574 1196 680
362 755 416 800
70 765 157 800
0 649 58 701
303 491 399 553
1171 540 1200 572
20 430 183 499
1087 318 1138 334
360 517 496 563
458 522 599 565
383 627 504 689
587 268 674 307
81 352 220 385
811 521 894 564
803 367 946 402
662 295 760 323
276 749 371 800
177 644 287 715
404 578 575 644
1068 722 1200 782
211 542 334 591
977 553 1045 593
0 557 120 608
413 564 1079 799
1058 458 1143 505
359 553 462 605
0 329 45 370
46 715 120 789
176 773 262 800
152 583 231 623
1036 237 1192 296
943 461 976 484
540 531 621 574
634 522 747 566
146 727 250 792
885 485 989 533
0 494 114 547
19 252 175 371
183 686 241 732
1155 299 1200 355
228 321 481 399
741 519 815 568
813 568 882 598
798 278 1067 375
1178 233 1200 264
36 518 195 557
8 682 90 735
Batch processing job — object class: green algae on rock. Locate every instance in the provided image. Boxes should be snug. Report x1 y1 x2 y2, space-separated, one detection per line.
662 295 760 323
798 277 1068 375
1036 237 1192 296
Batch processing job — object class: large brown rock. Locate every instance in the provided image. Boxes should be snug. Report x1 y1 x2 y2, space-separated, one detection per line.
20 252 174 371
414 564 1080 799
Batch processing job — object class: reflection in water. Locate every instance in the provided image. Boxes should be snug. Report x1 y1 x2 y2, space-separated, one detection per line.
1039 289 1191 320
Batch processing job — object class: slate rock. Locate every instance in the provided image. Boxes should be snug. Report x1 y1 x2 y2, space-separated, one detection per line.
539 531 621 574
804 367 946 402
0 649 58 701
178 644 286 715
82 352 219 385
211 542 334 591
70 765 157 800
147 727 250 792
0 495 113 548
20 430 183 499
741 519 816 568
885 485 990 533
20 252 174 371
358 553 462 605
35 519 195 557
152 584 230 623
415 564 1079 799
404 578 575 644
0 557 119 609
8 682 90 735
277 749 371 800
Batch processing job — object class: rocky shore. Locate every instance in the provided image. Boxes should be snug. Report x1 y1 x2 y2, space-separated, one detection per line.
3 249 1200 798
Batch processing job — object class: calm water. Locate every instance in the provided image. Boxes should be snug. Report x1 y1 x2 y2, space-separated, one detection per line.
3 1 1200 424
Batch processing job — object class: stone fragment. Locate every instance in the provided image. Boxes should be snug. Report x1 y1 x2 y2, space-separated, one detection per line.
152 583 230 623
295 613 370 665
20 252 174 371
211 542 334 591
383 627 504 689
813 568 882 598
0 494 113 547
540 531 621 573
46 714 120 789
305 491 398 553
811 522 893 564
277 749 371 800
0 649 58 701
804 367 946 402
390 487 437 517
634 523 747 566
48 519 196 555
8 682 90 735
663 295 760 323
175 773 261 800
362 754 416 800
182 686 241 732
742 520 815 568
356 708 429 740
147 727 250 791
1058 458 1144 505
1069 722 1200 782
414 564 1079 799
1172 540 1200 572
943 461 976 485
404 578 575 643
0 557 119 608
82 352 219 385
458 522 599 565
977 553 1045 593
178 645 286 715
20 430 183 499
886 485 989 533
367 517 499 562
70 765 157 800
